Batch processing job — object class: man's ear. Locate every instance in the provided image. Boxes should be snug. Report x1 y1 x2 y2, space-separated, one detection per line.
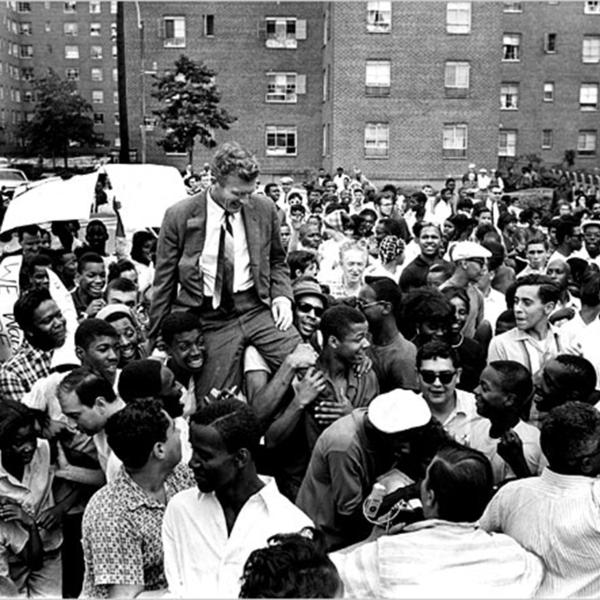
455 367 463 381
75 346 84 363
381 301 392 316
234 448 251 469
328 335 339 350
94 396 108 413
423 485 436 512
543 301 557 317
504 391 517 410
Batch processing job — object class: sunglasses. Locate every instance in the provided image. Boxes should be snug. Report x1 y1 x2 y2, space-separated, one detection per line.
357 299 382 311
467 258 485 266
419 370 456 385
296 302 324 318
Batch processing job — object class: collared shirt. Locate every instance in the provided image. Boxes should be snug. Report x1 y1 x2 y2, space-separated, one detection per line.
0 339 52 404
331 519 544 598
480 468 600 598
162 477 312 598
439 390 486 447
483 287 507 333
199 190 253 297
566 315 600 390
0 521 28 577
81 463 194 598
469 419 545 485
0 439 62 553
487 325 562 375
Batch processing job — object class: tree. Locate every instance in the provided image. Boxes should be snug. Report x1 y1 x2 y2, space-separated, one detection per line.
151 55 236 165
19 70 105 168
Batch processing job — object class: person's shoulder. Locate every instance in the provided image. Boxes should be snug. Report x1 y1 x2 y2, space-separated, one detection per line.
84 481 125 523
164 190 206 219
316 411 366 451
262 480 313 524
167 485 198 513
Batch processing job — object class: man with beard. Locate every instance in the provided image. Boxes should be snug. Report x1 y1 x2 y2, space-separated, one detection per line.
0 289 67 403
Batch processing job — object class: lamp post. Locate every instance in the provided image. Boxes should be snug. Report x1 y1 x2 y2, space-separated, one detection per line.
133 0 146 163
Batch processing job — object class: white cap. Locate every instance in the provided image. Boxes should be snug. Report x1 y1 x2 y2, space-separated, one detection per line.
367 390 431 434
450 241 492 262
582 219 600 231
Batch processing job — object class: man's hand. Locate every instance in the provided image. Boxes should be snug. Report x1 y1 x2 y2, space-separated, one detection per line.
287 343 318 370
271 297 293 331
0 500 34 527
314 400 352 427
497 429 531 478
292 368 326 409
36 506 64 531
353 355 373 378
85 298 106 318
42 419 71 441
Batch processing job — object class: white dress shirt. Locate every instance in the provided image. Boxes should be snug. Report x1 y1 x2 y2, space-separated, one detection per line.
162 477 312 598
199 191 253 297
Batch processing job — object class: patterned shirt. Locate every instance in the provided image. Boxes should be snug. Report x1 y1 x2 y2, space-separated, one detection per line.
81 463 195 598
0 339 52 403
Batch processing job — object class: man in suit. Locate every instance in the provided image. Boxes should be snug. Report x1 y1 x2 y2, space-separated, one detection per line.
150 142 301 402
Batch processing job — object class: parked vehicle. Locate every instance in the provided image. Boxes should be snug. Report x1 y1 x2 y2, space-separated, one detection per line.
0 168 28 198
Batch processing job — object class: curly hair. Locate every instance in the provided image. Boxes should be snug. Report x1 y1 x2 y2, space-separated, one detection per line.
211 142 259 184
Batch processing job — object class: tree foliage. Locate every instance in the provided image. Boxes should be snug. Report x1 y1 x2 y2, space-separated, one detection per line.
19 70 105 168
151 55 236 164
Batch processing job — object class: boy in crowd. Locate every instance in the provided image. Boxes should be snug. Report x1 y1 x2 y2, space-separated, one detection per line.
71 253 107 320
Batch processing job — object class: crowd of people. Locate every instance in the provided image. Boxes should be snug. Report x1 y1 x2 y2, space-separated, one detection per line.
1 141 600 598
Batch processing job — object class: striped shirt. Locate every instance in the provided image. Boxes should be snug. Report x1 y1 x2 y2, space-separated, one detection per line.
330 519 544 598
479 468 600 598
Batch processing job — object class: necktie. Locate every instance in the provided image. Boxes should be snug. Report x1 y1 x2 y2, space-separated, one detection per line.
213 211 235 310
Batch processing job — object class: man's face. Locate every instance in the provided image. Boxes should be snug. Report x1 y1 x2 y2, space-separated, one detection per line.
78 261 106 299
293 294 324 339
168 328 205 374
308 190 321 205
447 180 456 192
474 366 507 419
513 284 552 332
359 216 375 237
281 181 292 195
214 174 257 213
106 289 137 309
533 359 564 413
30 266 50 291
462 257 486 283
303 225 322 250
86 224 108 250
584 226 600 258
189 423 238 493
422 185 434 196
568 227 583 252
159 366 184 418
341 249 367 284
279 225 291 249
325 182 337 195
546 260 568 289
20 232 41 260
110 316 139 363
418 226 441 258
419 356 459 408
330 321 370 365
267 186 281 203
79 335 119 382
379 196 394 216
357 285 385 326
30 300 66 349
526 243 547 270
60 253 77 279
161 411 183 467
477 211 492 226
59 389 106 435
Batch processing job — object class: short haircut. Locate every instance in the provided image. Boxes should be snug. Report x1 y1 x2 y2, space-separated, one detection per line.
376 217 405 240
75 318 117 351
541 401 600 472
368 278 403 323
118 359 163 403
474 224 497 243
416 340 461 369
426 442 493 522
580 272 600 307
58 367 117 407
525 234 548 251
106 277 138 295
25 253 53 275
86 219 107 235
239 528 341 598
418 222 442 239
556 216 579 245
482 241 504 271
108 259 137 282
488 360 533 408
552 355 597 401
190 398 261 458
211 142 259 184
287 250 318 278
473 204 492 218
77 251 105 274
106 398 170 469
14 288 52 332
161 311 202 346
514 274 561 304
263 182 278 196
320 305 366 342
358 208 377 222
17 224 41 242
497 212 516 231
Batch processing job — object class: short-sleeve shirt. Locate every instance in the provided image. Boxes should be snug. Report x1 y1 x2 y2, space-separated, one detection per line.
81 463 195 598
0 521 28 577
370 334 418 392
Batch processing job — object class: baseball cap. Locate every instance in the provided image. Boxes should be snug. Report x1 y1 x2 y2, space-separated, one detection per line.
280 176 294 185
450 241 492 262
367 390 431 434
292 277 327 305
96 303 137 323
582 219 600 231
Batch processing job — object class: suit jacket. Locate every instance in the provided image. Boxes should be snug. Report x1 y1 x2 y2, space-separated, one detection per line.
149 189 293 340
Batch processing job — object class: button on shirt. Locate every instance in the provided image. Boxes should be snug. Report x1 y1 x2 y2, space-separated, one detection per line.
440 390 486 447
479 468 600 598
162 477 313 598
199 191 253 297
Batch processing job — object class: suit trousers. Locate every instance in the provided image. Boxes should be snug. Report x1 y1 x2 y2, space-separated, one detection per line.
192 288 301 404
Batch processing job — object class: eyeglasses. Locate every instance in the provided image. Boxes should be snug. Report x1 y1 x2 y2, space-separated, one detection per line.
296 302 324 318
467 258 485 267
357 299 382 311
419 370 456 385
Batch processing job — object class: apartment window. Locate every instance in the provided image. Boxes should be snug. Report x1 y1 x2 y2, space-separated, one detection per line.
92 90 104 104
21 67 33 81
264 17 306 49
322 123 327 156
110 1 117 14
543 81 554 101
578 130 597 155
17 2 31 12
112 67 117 82
91 68 103 82
65 67 79 80
63 2 76 13
113 91 118 104
446 2 471 34
65 45 79 59
541 129 553 149
583 35 600 63
266 72 300 103
90 45 102 59
112 44 117 58
110 22 117 41
585 1 600 13
20 45 33 59
580 83 599 110
64 22 78 36
443 124 468 158
90 23 101 36
364 122 389 158
203 14 214 37
45 22 51 32
501 83 519 109
444 61 470 93
322 66 329 102
143 116 157 131
503 2 522 11
14 90 20 103
114 112 120 126
0 88 4 101
365 59 391 96
93 113 104 124
503 33 521 60
162 16 186 48
366 1 391 33
89 0 100 14
544 33 557 53
19 22 32 35
265 126 297 156
498 129 517 156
